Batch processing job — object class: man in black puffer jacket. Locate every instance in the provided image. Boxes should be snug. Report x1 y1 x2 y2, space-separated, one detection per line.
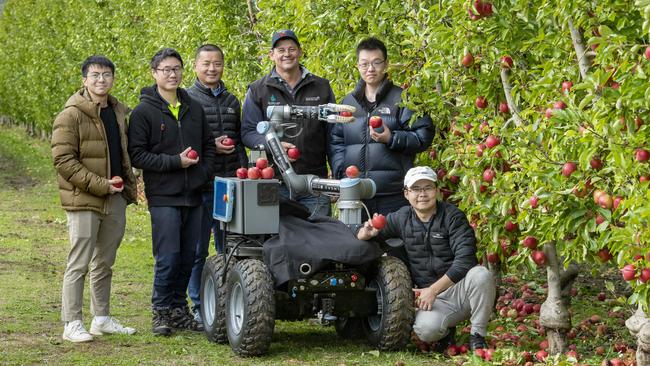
358 166 495 353
186 44 247 323
331 37 434 218
128 48 215 336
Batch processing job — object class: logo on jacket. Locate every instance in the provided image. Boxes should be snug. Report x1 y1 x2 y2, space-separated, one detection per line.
305 96 320 102
430 232 444 239
270 94 277 103
378 107 391 114
226 107 235 114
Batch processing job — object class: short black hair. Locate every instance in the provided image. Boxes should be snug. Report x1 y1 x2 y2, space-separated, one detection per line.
356 37 388 61
81 55 115 77
195 44 224 60
150 48 183 70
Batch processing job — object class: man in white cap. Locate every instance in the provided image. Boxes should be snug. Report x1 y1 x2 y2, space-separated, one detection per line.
357 166 495 352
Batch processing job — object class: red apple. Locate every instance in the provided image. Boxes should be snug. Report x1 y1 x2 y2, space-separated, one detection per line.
531 251 547 266
255 158 268 170
345 165 360 178
597 248 612 262
529 196 539 208
449 175 460 184
641 175 650 183
593 189 606 204
621 264 636 281
505 220 518 232
590 157 603 170
501 55 513 69
645 46 650 60
429 150 437 160
222 137 234 146
597 292 606 301
598 193 613 210
476 143 486 157
261 167 275 179
287 147 301 160
595 214 606 225
487 252 499 263
640 268 650 283
610 358 624 366
561 162 577 177
437 168 447 180
462 53 474 67
247 167 261 180
485 135 501 148
613 195 623 210
482 168 496 182
545 108 554 119
474 348 486 358
498 102 509 114
371 214 387 230
111 176 123 189
635 148 649 162
340 111 352 117
561 80 573 93
535 350 548 361
523 236 538 250
368 116 383 129
475 96 488 109
554 101 567 110
187 149 198 160
236 167 248 179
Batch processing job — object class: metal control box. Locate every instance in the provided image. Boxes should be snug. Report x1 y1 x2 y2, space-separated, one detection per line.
213 177 280 234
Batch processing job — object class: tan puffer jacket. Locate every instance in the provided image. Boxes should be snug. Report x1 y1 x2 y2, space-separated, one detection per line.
51 88 137 213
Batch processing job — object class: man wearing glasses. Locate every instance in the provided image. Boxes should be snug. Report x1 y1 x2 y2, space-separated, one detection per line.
241 29 336 217
357 166 495 353
52 55 138 342
128 48 215 336
330 37 434 219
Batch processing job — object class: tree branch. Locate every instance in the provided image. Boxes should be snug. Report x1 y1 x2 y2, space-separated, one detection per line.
500 68 524 127
568 18 593 80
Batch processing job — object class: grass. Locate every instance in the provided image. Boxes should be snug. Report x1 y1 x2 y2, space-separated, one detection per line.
0 123 638 366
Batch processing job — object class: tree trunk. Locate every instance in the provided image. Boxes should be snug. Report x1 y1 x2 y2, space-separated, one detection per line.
539 242 571 355
499 68 523 127
487 260 502 295
559 263 579 307
627 306 650 366
568 18 593 80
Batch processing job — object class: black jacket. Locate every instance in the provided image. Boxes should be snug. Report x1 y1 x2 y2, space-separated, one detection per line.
187 79 248 188
379 201 478 288
241 68 335 178
128 85 216 206
330 78 434 196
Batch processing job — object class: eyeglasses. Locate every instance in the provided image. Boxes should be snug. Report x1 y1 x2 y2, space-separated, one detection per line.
358 59 385 70
155 67 183 76
406 186 436 194
274 47 298 55
86 72 114 80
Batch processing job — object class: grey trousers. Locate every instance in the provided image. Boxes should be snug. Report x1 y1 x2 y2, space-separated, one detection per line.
413 265 496 342
61 194 126 322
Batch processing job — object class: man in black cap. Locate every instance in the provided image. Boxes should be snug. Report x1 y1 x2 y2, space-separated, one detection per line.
241 29 335 217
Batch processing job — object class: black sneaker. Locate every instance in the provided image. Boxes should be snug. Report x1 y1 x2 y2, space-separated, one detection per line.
433 327 456 353
170 307 204 332
152 308 172 336
469 332 487 351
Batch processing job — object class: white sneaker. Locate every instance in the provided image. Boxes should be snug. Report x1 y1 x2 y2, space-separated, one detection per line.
62 320 93 343
90 316 136 336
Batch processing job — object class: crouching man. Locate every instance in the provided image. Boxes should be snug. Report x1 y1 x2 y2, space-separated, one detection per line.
357 166 495 352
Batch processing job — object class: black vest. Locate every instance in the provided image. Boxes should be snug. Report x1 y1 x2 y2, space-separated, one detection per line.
248 71 334 177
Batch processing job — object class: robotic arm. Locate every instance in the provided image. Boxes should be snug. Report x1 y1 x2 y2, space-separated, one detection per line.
255 104 376 226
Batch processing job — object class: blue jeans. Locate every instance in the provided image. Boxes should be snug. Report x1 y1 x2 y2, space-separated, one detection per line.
279 184 331 217
149 205 201 309
188 191 224 312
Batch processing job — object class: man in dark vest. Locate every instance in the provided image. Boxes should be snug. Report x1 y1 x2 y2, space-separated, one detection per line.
241 29 335 216
357 166 495 352
186 44 247 323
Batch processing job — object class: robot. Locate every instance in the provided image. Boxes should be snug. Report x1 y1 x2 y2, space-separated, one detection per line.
200 104 414 356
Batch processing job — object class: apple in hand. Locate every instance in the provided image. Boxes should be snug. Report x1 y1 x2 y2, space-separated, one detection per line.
236 167 248 179
371 214 387 230
255 158 268 170
111 176 123 189
287 147 301 160
345 165 360 178
222 137 234 146
261 167 275 179
187 149 198 160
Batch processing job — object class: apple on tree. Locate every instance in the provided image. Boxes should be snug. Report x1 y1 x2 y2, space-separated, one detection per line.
561 80 573 93
462 52 474 67
475 96 488 109
498 102 509 114
621 264 636 281
485 135 500 148
561 161 577 177
500 55 513 69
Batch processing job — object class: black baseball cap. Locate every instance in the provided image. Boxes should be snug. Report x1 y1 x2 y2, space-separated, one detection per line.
271 29 300 48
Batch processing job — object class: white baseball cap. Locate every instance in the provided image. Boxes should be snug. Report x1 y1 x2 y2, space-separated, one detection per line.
404 166 437 188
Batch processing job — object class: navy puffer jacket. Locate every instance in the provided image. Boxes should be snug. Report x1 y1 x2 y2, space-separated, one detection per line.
330 78 434 196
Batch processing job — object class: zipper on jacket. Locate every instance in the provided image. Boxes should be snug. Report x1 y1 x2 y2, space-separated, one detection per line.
361 111 371 177
169 106 189 199
215 96 226 176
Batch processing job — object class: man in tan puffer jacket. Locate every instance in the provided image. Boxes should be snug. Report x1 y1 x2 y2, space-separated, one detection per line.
51 55 137 343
